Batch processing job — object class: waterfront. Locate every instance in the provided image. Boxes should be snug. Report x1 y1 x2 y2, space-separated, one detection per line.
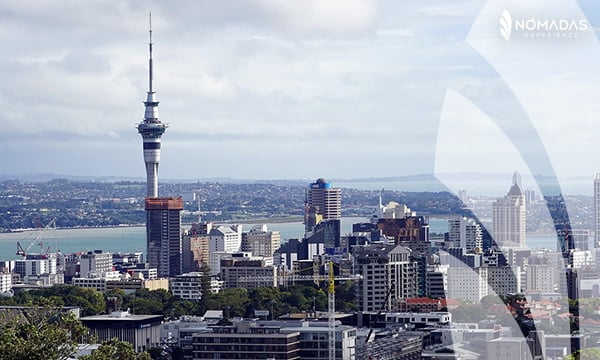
0 217 557 260
0 218 372 260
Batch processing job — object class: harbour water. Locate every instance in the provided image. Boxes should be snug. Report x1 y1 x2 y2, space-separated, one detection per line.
0 217 556 260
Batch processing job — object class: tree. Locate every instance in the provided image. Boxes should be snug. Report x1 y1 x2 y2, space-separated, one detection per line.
80 338 151 360
564 347 600 360
203 288 249 318
0 308 88 360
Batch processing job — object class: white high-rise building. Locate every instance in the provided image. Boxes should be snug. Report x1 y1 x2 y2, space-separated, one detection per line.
80 250 113 278
448 217 483 252
209 225 242 254
492 172 526 248
595 173 600 246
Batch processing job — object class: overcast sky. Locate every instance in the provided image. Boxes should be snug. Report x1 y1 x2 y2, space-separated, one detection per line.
1 0 599 181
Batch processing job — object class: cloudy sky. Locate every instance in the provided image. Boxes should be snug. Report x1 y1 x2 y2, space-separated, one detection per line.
1 0 599 181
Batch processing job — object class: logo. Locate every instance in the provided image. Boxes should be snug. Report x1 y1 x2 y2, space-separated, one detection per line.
499 10 512 42
499 10 589 42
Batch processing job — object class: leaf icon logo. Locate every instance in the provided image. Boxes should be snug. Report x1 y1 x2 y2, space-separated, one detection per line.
500 10 512 42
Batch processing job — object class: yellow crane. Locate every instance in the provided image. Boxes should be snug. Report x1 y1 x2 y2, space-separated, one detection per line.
242 260 360 360
279 260 360 360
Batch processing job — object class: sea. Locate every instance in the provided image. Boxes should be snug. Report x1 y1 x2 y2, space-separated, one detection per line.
0 217 559 260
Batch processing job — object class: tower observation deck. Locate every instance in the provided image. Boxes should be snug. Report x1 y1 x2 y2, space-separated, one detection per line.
137 13 167 198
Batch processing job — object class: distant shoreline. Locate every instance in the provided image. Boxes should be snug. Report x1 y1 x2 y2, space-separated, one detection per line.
4 224 146 234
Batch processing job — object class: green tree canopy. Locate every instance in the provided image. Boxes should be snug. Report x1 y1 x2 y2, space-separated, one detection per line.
564 347 600 360
0 308 88 360
80 338 151 360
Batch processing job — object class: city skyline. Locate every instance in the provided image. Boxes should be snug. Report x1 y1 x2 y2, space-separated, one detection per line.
1 1 600 183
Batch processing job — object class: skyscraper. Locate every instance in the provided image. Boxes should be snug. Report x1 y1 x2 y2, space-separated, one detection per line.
145 197 183 278
304 178 341 232
138 17 182 277
137 15 167 198
492 172 526 248
594 173 600 246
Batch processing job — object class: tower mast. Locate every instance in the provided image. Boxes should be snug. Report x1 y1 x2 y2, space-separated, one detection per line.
138 12 167 198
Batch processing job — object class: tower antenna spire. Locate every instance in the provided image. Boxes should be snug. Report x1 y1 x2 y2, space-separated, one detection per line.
148 12 153 93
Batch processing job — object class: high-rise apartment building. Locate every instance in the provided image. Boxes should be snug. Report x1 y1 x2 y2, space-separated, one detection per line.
145 197 183 278
447 217 483 253
492 172 526 248
353 244 417 312
305 178 341 232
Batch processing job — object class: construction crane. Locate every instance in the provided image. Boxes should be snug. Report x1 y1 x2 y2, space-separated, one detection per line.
16 218 56 259
277 260 360 360
238 261 358 359
239 260 360 360
327 261 336 360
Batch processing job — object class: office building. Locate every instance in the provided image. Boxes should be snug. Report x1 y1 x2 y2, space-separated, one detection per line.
353 244 417 312
305 178 341 233
486 337 531 360
81 311 163 352
241 224 281 257
112 252 144 266
492 172 526 247
279 322 357 360
426 264 448 299
446 266 489 303
170 272 206 301
306 219 341 251
79 250 112 278
376 214 431 257
191 320 356 360
105 278 169 293
145 197 184 278
487 265 521 296
192 322 301 360
220 256 277 289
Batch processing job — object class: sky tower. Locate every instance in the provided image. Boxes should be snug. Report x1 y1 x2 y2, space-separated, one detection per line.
138 13 167 198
